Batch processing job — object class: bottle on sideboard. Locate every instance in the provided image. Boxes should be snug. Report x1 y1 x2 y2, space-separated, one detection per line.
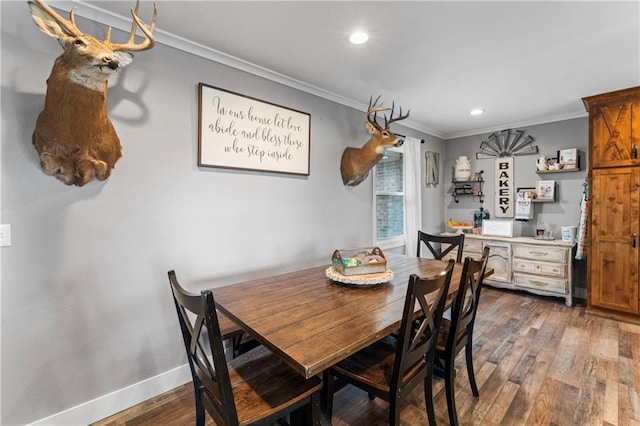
473 207 490 234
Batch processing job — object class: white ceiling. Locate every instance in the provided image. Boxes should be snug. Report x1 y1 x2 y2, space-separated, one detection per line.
74 1 639 139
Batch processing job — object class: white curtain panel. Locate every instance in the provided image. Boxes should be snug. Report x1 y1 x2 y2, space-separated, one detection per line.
404 137 422 256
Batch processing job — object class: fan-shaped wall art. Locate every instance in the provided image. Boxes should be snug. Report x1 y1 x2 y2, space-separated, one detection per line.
475 129 538 159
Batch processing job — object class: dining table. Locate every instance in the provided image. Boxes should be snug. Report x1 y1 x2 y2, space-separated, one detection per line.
212 253 492 380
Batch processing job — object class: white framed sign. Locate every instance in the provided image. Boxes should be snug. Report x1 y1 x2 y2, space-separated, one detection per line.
198 83 311 175
495 157 514 217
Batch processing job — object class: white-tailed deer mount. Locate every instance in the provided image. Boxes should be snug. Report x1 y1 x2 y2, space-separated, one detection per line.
340 96 410 186
28 0 157 186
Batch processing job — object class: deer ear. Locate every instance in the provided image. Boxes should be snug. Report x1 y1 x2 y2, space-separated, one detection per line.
364 121 376 134
28 1 74 40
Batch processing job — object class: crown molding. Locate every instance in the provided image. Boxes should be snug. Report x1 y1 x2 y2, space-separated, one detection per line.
444 111 588 140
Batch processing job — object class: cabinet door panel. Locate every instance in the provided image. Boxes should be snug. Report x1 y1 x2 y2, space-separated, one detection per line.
483 242 510 282
590 168 640 314
589 96 640 168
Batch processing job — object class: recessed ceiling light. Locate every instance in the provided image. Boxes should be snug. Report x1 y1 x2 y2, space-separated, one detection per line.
470 108 485 116
349 31 369 45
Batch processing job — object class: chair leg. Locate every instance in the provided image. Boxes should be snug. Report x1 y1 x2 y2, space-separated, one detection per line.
445 358 459 426
322 369 334 423
290 393 320 426
231 335 242 358
424 364 437 426
389 396 400 426
311 392 321 426
194 390 205 426
465 341 479 397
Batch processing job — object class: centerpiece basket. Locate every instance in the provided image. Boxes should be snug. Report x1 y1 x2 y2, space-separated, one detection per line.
331 247 387 276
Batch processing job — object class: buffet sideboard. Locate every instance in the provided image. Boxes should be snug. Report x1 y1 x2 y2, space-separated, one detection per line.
443 234 575 306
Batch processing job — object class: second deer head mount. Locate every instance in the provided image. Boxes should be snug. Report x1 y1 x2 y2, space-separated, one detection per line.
340 96 410 186
28 0 157 186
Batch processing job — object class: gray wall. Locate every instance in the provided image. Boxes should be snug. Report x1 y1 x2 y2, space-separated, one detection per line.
444 118 589 296
0 3 440 424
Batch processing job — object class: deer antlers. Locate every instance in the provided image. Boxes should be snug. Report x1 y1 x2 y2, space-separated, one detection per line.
108 1 157 51
366 95 410 133
30 0 156 51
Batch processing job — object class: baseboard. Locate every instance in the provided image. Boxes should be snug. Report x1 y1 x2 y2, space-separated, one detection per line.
28 364 192 425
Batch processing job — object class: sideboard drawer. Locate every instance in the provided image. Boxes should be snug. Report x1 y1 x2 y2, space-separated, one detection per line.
512 259 567 278
513 244 567 263
513 272 567 294
465 239 483 253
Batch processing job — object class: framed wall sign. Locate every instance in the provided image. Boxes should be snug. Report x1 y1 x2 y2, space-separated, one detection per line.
198 83 311 175
535 180 556 201
558 148 579 169
494 157 514 217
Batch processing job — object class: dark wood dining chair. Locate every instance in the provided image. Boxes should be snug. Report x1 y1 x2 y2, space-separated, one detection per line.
325 260 455 425
434 246 490 426
417 230 465 262
167 270 322 426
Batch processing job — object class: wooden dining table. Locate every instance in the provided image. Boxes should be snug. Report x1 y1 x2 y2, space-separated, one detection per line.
212 253 490 380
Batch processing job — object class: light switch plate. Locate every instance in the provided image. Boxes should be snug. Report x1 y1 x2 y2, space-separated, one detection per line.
0 224 12 247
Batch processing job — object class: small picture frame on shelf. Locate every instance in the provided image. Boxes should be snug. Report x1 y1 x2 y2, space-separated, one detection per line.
558 148 579 170
546 157 562 171
517 187 537 200
535 180 556 201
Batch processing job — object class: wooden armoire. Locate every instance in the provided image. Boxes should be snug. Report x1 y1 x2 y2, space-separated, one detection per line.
583 86 640 321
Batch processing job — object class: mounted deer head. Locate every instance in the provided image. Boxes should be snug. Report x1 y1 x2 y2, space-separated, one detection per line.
28 0 157 186
340 96 410 186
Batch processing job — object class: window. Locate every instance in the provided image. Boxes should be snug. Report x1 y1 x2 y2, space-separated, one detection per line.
374 148 405 249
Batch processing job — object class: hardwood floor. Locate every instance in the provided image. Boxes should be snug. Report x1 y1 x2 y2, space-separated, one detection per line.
92 287 640 425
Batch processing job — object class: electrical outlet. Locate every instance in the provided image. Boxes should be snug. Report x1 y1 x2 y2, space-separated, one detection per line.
0 224 12 247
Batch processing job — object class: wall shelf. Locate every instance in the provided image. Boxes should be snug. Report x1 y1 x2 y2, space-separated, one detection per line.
536 153 581 174
535 168 581 175
451 171 484 203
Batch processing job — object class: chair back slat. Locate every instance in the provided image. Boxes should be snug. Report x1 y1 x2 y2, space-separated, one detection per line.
417 231 465 262
168 271 239 425
447 247 490 350
393 260 454 390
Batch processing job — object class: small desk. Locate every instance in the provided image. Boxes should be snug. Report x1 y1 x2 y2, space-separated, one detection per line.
213 254 483 379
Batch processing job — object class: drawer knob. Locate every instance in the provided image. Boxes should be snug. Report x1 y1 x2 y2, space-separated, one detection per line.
530 280 549 287
530 251 547 256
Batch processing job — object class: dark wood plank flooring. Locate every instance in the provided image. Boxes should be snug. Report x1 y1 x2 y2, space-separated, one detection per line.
92 287 640 425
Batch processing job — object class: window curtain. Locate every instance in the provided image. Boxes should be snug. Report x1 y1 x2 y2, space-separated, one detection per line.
405 137 422 256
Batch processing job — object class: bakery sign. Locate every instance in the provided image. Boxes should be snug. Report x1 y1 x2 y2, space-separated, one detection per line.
494 157 514 217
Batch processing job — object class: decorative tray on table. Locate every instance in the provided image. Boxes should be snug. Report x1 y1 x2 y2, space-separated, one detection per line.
325 247 394 287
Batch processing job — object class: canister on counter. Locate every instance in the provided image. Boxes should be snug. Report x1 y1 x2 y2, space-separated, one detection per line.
473 207 490 234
